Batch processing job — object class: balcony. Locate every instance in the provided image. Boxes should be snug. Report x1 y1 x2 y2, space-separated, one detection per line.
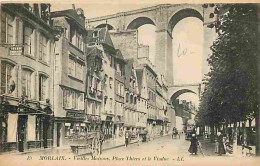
0 44 24 56
86 114 101 123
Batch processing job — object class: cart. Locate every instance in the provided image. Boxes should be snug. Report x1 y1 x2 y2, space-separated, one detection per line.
69 131 103 157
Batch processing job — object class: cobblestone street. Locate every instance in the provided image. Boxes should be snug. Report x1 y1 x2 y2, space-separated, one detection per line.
0 135 258 166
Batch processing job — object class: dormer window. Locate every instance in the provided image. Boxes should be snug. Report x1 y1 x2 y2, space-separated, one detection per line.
93 30 99 38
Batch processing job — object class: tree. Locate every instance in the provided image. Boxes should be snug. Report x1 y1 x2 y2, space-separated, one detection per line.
199 4 258 153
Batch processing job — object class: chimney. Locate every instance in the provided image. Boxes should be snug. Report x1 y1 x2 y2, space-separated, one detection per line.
72 4 75 10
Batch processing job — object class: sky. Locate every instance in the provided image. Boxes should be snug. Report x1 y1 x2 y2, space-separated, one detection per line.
51 3 203 107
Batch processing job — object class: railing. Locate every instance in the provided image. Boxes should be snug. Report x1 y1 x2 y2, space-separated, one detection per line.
0 44 24 56
86 114 101 123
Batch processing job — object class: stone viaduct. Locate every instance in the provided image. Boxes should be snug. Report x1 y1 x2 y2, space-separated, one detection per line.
86 3 216 101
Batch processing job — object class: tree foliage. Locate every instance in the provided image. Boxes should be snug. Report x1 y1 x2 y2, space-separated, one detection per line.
197 4 258 126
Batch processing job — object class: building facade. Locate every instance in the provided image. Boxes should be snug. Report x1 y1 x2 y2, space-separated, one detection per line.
85 46 103 134
124 59 139 136
155 76 170 135
113 49 125 139
0 3 54 152
86 28 117 140
51 8 87 147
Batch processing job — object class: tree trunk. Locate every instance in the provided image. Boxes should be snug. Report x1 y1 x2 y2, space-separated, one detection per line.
232 122 238 156
248 119 252 145
224 123 228 137
242 121 247 146
210 125 215 143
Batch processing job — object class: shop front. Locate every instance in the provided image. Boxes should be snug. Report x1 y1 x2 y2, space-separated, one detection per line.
54 110 86 147
102 116 114 140
114 116 124 139
0 95 53 153
85 114 102 133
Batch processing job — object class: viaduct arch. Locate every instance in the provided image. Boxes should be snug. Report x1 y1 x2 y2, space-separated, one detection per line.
86 3 216 103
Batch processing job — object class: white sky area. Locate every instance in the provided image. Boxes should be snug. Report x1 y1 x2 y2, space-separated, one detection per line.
137 19 202 107
51 3 202 107
172 18 203 85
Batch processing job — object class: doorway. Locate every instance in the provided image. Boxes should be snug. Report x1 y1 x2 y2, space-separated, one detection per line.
18 115 28 152
57 123 61 147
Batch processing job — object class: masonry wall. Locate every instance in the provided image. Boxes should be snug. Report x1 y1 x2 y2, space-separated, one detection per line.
138 44 149 58
110 30 138 60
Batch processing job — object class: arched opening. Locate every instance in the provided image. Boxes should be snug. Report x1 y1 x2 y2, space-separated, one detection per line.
126 17 155 30
172 18 203 85
168 8 203 35
127 17 156 65
96 24 114 30
170 91 199 132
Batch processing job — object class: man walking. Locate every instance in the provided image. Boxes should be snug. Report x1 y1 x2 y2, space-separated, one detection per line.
125 130 129 147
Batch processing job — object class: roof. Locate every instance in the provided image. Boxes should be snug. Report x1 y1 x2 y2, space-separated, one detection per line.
115 49 125 62
86 47 103 58
87 28 115 53
51 9 86 31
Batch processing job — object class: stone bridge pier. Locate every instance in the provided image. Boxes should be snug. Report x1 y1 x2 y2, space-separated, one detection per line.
86 3 217 86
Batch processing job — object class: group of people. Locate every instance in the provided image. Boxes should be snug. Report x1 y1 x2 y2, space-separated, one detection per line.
188 131 227 156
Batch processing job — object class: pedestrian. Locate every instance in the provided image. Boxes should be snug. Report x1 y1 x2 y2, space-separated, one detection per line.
125 130 129 147
172 127 177 139
188 134 199 155
216 132 226 156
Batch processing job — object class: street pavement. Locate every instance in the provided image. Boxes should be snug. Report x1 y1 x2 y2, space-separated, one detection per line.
0 134 258 166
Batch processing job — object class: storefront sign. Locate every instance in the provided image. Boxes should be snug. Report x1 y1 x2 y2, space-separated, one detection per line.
66 111 85 120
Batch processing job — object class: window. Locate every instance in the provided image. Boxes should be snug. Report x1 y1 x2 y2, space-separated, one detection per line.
23 26 33 55
110 98 112 109
109 77 113 89
126 93 129 103
62 88 84 110
39 34 47 62
55 53 59 71
130 95 133 104
21 69 32 98
93 30 99 38
68 57 75 76
39 75 48 101
0 62 14 94
68 56 83 80
70 28 75 43
117 82 120 95
76 32 83 51
121 84 124 96
72 91 76 109
1 11 14 44
76 62 83 80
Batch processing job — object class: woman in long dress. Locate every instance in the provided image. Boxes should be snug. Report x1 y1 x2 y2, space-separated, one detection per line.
188 134 198 155
216 132 226 155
